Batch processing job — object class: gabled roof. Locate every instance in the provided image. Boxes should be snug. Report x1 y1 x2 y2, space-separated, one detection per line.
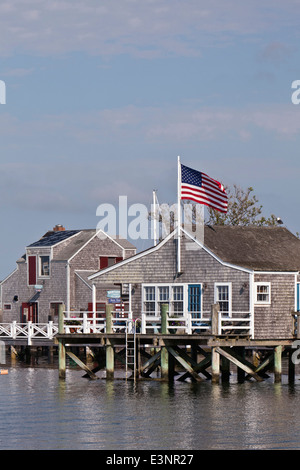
27 229 136 261
203 225 300 271
88 225 300 280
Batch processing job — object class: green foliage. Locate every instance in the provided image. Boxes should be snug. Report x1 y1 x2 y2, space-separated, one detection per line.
206 185 277 226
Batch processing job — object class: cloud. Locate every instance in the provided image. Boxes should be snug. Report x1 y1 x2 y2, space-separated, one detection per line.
1 103 300 150
0 101 299 215
1 67 35 77
0 0 299 58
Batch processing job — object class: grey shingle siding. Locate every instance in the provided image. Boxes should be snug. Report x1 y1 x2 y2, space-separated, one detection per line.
0 230 135 322
93 235 251 320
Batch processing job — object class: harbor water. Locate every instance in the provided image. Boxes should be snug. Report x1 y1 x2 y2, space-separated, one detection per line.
0 364 300 450
1 359 300 450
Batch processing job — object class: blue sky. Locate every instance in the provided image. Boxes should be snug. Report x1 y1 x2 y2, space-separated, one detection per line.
0 0 300 278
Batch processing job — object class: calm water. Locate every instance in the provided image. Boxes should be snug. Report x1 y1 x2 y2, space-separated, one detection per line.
1 361 300 450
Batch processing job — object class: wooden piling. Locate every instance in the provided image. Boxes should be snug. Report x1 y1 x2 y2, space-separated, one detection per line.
288 348 295 384
58 304 66 379
221 355 230 383
211 304 219 336
105 304 114 380
236 347 246 383
274 345 282 383
211 347 220 383
160 304 169 380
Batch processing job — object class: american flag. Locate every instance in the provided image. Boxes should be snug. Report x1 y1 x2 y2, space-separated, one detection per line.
180 164 228 213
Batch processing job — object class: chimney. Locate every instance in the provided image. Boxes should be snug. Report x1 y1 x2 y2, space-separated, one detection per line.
53 224 65 232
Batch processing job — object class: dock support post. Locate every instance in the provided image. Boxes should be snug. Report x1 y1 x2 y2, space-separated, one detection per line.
274 345 282 383
160 304 169 380
221 355 230 383
288 348 295 384
105 304 114 380
211 347 220 384
58 304 66 379
236 347 245 383
211 304 220 336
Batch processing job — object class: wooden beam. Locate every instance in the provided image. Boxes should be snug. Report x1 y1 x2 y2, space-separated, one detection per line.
216 347 264 382
82 350 106 378
142 358 161 378
172 346 211 380
246 352 273 379
140 350 161 372
166 346 202 382
178 354 211 381
66 351 99 380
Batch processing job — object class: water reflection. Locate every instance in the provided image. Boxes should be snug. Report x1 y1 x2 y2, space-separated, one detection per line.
1 365 300 449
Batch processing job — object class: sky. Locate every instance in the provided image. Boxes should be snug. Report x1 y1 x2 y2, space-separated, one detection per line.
0 0 300 279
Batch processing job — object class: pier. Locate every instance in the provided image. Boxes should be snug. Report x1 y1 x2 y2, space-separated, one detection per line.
55 304 299 384
0 304 297 384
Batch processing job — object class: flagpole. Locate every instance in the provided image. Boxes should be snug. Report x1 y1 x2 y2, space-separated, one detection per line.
153 189 157 247
177 155 181 273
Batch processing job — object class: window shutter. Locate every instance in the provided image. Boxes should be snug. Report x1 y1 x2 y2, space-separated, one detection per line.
28 255 37 285
115 257 123 264
100 256 108 269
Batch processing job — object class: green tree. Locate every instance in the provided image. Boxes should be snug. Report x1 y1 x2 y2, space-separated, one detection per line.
206 185 277 226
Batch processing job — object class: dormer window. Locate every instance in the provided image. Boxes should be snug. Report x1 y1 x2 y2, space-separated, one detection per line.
39 256 50 277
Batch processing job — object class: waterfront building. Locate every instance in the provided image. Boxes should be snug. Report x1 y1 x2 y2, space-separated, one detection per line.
89 225 300 339
0 225 136 323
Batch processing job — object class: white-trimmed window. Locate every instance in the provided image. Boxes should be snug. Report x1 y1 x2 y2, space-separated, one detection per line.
39 255 50 277
143 284 186 317
3 304 12 311
144 286 156 315
172 286 184 316
255 282 271 304
215 283 232 317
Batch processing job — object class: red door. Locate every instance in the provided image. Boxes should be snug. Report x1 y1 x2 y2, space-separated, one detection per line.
22 303 38 322
88 302 106 318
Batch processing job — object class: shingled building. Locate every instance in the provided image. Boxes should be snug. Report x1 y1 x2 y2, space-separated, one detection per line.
0 225 136 323
89 225 300 339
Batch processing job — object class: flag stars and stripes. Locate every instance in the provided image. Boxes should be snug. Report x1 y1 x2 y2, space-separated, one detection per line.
180 164 228 213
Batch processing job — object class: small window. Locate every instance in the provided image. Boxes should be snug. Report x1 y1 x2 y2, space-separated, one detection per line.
255 283 271 304
99 256 123 270
40 256 50 277
215 283 231 317
3 304 12 310
144 286 156 315
172 286 184 316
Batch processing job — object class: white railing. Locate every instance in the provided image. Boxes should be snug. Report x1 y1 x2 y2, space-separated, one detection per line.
63 311 135 334
218 314 252 336
141 312 211 334
0 321 58 345
141 311 252 336
0 310 252 342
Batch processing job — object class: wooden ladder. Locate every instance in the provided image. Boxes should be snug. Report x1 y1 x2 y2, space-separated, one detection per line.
125 324 136 380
